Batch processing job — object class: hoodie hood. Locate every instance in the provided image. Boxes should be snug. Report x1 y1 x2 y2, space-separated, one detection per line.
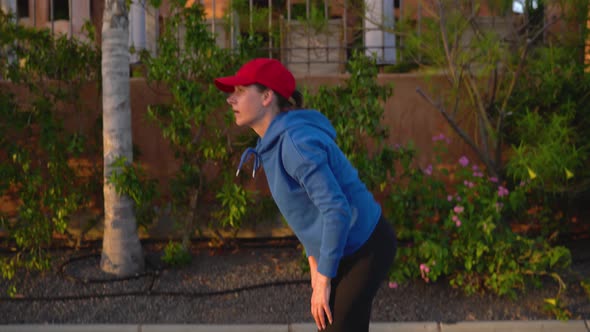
258 110 336 154
236 110 336 178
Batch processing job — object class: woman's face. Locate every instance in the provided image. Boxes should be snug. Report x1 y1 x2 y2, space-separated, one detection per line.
226 85 269 130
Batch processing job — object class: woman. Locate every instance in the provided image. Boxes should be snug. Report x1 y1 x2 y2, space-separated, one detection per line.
214 58 397 332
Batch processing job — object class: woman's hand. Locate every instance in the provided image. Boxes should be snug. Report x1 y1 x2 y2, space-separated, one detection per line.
308 256 333 330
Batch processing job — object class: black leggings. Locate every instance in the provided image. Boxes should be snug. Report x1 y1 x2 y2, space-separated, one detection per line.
323 216 397 332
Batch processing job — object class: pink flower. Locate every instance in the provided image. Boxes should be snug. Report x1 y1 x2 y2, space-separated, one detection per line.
452 215 461 227
388 281 398 289
432 133 446 142
489 176 498 183
473 171 484 177
447 195 453 202
453 205 464 214
455 195 462 201
459 156 469 167
463 180 475 188
420 264 431 282
498 186 509 197
424 164 433 176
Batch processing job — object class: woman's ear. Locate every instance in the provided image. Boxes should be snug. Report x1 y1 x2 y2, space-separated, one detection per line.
261 90 274 107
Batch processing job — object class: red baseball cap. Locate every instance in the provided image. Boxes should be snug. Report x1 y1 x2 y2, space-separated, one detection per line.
214 58 295 100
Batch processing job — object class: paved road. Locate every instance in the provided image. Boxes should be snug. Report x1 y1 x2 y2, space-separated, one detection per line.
2 321 589 332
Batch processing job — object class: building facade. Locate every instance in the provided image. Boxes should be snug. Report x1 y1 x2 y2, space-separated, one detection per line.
1 0 585 73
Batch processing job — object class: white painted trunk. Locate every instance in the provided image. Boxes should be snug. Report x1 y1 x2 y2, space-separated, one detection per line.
100 0 144 276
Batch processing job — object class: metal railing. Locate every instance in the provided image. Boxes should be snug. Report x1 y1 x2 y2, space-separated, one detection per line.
211 0 402 73
5 0 405 74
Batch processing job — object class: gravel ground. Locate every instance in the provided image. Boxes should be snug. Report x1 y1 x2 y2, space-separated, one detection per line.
0 239 589 324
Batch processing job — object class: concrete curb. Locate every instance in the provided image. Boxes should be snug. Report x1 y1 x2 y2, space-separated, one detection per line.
1 321 588 332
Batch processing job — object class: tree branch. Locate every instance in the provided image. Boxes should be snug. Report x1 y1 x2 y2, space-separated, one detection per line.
490 15 561 176
499 15 560 118
417 87 497 176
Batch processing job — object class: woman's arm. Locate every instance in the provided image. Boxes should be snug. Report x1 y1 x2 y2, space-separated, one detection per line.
308 255 318 288
282 133 352 278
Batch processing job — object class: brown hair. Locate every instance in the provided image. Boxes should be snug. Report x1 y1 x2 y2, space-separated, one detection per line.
253 83 303 111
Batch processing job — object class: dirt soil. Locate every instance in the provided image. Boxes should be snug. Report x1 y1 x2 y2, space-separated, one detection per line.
0 237 589 324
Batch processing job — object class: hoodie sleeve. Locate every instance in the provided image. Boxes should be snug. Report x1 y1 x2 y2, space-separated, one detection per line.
282 129 352 278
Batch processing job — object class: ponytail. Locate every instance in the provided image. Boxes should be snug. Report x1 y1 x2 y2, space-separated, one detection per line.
279 90 303 111
253 83 304 111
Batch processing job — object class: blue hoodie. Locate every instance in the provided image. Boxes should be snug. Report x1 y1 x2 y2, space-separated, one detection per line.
237 110 381 278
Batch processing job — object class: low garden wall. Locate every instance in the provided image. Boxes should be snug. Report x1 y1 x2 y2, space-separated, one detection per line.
0 73 476 239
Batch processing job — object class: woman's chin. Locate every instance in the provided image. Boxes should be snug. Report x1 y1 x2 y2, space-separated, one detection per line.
234 117 250 128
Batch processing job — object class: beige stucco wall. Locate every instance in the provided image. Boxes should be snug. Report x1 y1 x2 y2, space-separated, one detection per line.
0 74 475 187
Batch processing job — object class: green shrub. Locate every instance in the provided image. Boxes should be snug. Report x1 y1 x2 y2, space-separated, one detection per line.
107 156 159 231
162 241 192 267
142 1 263 248
0 12 101 295
388 136 572 299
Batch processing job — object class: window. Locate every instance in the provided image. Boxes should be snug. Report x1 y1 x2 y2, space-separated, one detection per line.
49 0 70 21
17 0 29 18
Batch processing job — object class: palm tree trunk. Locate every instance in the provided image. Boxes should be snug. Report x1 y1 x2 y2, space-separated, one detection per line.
100 0 144 276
